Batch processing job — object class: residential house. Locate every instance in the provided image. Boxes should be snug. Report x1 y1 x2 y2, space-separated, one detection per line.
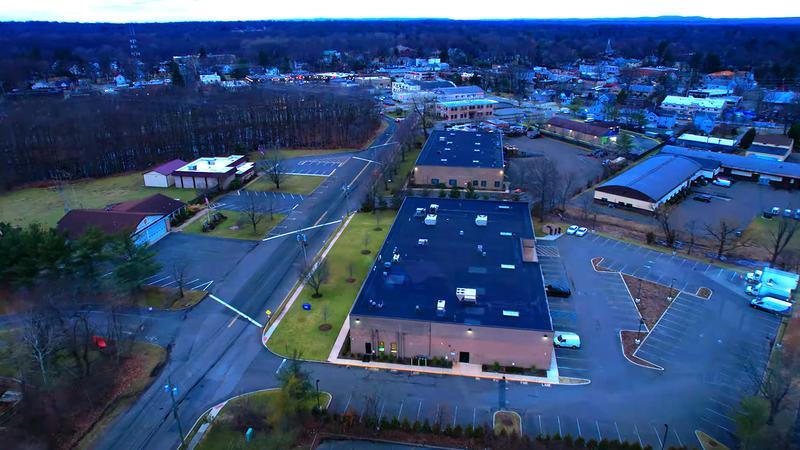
173 155 255 190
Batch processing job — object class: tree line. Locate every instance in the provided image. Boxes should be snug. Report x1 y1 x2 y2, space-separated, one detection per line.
0 86 381 190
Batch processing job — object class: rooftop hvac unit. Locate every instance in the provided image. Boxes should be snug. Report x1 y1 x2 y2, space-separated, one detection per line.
436 299 446 316
439 136 446 141
424 214 438 226
188 164 197 171
418 238 429 246
475 215 488 226
414 208 425 218
429 204 439 214
392 253 400 263
456 287 477 303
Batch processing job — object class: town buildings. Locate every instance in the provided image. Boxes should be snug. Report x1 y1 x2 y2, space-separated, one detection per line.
412 130 505 190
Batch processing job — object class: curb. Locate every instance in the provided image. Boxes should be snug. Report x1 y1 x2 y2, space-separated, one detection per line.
618 330 664 371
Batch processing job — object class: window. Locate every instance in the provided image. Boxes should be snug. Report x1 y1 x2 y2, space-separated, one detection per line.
378 341 385 353
480 180 487 187
449 179 457 186
390 342 397 354
494 181 501 188
431 178 439 185
472 180 478 186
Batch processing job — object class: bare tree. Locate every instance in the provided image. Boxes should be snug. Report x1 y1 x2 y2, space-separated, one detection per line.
761 217 799 267
22 308 61 387
743 348 797 425
302 259 329 299
654 205 677 248
265 150 286 191
362 232 371 255
705 220 749 260
411 98 435 139
171 262 189 299
509 159 561 220
242 193 265 234
685 220 699 256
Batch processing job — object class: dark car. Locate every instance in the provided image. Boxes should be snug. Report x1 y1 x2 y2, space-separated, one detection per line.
693 194 712 203
546 284 572 298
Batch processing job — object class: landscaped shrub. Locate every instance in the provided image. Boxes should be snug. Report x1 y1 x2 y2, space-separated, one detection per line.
412 420 421 432
390 417 400 429
438 189 447 198
444 424 453 436
645 231 655 244
453 424 463 437
401 417 410 431
575 436 586 447
465 424 474 437
432 421 441 434
422 419 432 433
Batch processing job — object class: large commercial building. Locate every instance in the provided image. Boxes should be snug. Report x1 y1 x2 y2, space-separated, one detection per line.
173 155 255 191
746 135 795 162
542 117 616 147
435 99 497 123
660 95 727 116
662 146 800 188
348 198 554 369
594 155 715 212
412 130 505 190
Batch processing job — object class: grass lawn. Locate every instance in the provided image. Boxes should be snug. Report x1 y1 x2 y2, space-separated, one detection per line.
133 285 208 310
247 175 324 195
695 430 729 450
744 217 800 255
0 172 198 228
196 390 331 450
267 210 396 360
385 147 422 194
183 210 286 240
384 108 407 119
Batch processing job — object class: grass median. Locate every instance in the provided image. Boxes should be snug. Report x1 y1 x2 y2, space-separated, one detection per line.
247 175 324 195
183 210 286 240
267 210 396 360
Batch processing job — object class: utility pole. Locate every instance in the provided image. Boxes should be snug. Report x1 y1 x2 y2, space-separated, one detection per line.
164 378 185 446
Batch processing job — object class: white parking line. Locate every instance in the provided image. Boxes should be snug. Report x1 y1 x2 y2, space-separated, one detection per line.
673 429 683 448
453 405 458 427
557 416 562 436
651 423 662 448
634 424 643 448
576 418 582 437
148 275 171 285
472 408 476 428
397 400 404 420
699 416 733 433
416 401 423 422
343 393 352 412
539 415 544 435
614 421 622 442
275 358 286 374
705 407 735 422
596 421 602 441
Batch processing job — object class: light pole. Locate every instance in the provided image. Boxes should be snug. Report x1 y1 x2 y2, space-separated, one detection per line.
342 182 351 214
660 423 669 450
668 278 676 302
636 317 645 344
163 378 185 446
636 277 643 303
315 379 321 411
296 232 308 267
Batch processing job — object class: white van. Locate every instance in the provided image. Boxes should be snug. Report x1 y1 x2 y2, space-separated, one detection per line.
750 297 792 315
712 178 732 187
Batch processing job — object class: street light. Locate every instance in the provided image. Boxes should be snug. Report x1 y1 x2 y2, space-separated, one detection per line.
635 317 645 345
163 378 185 445
661 423 669 450
296 232 308 266
668 278 676 302
315 379 321 412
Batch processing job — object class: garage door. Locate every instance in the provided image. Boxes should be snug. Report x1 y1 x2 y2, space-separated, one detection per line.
135 217 168 246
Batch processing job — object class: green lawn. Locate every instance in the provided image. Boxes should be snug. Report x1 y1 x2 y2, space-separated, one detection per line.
247 175 324 195
386 147 422 193
197 390 330 450
384 108 407 119
133 286 208 310
0 172 197 228
183 210 286 240
744 217 800 254
267 210 396 360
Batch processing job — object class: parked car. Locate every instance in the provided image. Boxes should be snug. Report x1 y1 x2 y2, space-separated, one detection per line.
784 209 793 218
771 207 781 215
795 209 800 220
745 270 763 284
554 331 581 349
750 297 792 315
546 284 572 298
566 225 579 235
575 227 589 237
712 178 732 187
693 194 712 203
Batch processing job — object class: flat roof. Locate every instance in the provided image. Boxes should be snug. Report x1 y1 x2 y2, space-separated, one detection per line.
677 133 737 147
174 155 244 175
350 198 552 331
597 155 705 202
661 95 726 109
416 130 504 169
662 146 800 179
438 99 497 108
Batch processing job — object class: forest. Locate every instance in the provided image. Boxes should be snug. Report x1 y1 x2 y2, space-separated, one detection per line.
0 86 381 189
1 19 800 88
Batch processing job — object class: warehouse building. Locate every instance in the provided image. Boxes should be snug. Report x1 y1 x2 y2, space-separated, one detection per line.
746 135 795 161
663 145 800 188
542 117 616 147
412 130 505 190
348 198 555 370
594 155 715 212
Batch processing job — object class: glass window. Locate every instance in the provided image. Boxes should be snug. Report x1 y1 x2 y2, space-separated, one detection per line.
481 180 487 187
494 181 501 188
472 180 478 186
449 179 457 186
378 341 385 353
390 342 397 354
431 178 439 185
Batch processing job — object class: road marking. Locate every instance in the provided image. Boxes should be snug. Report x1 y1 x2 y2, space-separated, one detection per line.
453 405 458 427
576 418 582 437
539 415 543 435
673 429 683 448
557 416 562 436
634 424 643 448
705 407 735 421
275 358 286 374
397 401 404 420
614 421 622 442
148 275 171 285
344 393 352 412
596 420 602 441
651 423 662 448
226 316 237 328
262 220 342 241
208 294 264 328
472 408 476 428
699 416 733 433
378 401 385 422
417 401 423 421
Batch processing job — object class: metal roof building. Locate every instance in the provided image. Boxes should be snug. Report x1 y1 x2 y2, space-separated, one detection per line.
662 146 800 187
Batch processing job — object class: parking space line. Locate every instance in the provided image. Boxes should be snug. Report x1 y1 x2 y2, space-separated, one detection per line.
473 408 476 428
651 423 662 448
538 415 543 435
397 401 404 420
557 416 562 436
596 421 602 441
416 401 423 422
634 424 643 448
576 418 582 437
705 407 735 422
344 393 352 412
673 429 683 448
452 405 458 427
699 416 733 433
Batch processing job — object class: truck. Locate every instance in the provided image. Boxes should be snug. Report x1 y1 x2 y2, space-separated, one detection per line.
744 282 792 301
712 177 732 187
750 297 793 315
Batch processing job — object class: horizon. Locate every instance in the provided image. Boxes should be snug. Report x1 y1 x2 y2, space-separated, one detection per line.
3 0 800 23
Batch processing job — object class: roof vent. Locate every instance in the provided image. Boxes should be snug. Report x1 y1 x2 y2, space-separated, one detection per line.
439 136 446 141
424 214 438 226
502 310 520 317
456 287 477 303
436 300 446 316
475 215 488 226
498 205 510 210
188 164 197 171
429 204 439 214
418 238 429 246
501 264 516 270
414 208 425 218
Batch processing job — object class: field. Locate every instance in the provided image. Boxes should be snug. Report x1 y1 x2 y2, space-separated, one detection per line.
743 217 800 256
267 210 396 360
0 172 197 228
247 175 324 195
183 210 286 240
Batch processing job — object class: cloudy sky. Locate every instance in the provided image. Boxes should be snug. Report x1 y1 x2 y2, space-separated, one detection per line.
2 0 798 22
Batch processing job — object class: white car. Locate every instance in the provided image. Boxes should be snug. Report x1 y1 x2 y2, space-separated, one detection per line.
566 225 579 235
554 331 581 349
575 227 589 237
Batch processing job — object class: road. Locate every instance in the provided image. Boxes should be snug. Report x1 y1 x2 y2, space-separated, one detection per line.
97 120 771 450
95 119 400 449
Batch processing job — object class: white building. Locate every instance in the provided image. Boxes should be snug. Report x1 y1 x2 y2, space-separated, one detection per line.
660 95 727 116
173 155 255 190
200 73 222 84
391 79 455 103
143 159 187 188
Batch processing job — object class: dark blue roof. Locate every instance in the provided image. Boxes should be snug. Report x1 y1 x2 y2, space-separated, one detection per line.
350 198 552 331
416 130 504 169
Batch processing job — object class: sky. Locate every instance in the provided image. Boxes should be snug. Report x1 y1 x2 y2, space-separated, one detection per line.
1 0 799 22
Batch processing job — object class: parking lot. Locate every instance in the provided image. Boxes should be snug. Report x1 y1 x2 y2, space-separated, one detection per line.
280 156 348 176
506 136 604 189
214 190 304 214
555 232 782 444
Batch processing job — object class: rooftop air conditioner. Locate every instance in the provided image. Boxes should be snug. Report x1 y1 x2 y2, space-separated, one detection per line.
456 287 477 303
424 214 437 226
475 215 488 226
436 299 446 316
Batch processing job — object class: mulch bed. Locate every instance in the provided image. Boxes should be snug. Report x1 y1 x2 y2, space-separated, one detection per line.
591 257 616 272
620 274 675 329
696 287 712 299
318 324 332 332
620 331 661 370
